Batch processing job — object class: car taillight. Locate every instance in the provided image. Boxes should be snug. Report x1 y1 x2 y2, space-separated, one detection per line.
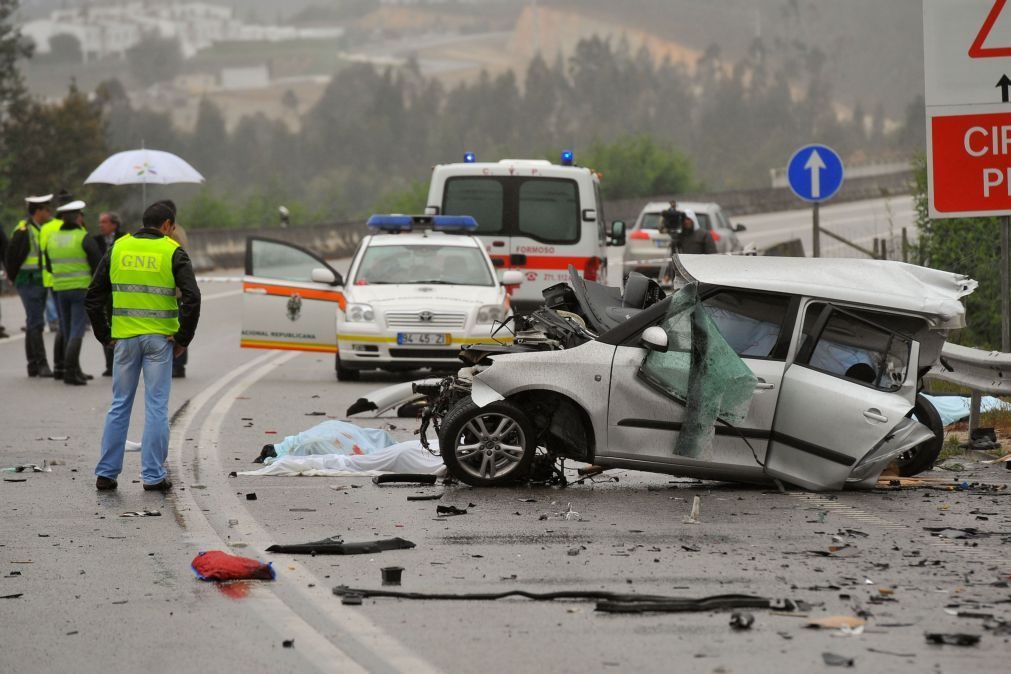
629 230 650 240
584 256 601 282
710 230 721 242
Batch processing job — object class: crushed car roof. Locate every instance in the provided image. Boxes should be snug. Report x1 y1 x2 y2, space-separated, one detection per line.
676 255 977 326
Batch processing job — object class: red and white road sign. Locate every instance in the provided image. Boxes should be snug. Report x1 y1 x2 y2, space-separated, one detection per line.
925 0 1011 217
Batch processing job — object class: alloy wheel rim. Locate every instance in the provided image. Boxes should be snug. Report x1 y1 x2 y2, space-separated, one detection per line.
455 413 527 480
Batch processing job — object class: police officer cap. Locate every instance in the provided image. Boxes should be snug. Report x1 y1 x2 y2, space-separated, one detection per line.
56 200 86 213
25 194 53 205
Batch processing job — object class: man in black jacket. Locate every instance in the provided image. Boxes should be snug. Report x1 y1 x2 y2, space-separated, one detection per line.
86 202 201 492
94 211 127 375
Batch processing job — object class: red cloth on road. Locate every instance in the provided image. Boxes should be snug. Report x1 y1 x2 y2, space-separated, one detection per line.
191 550 275 581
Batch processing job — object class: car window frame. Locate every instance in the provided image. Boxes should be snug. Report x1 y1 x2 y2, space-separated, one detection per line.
245 236 342 285
795 303 915 393
350 240 497 287
699 287 800 361
515 176 582 245
442 176 508 235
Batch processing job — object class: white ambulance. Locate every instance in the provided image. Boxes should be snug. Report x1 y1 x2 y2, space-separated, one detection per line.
425 152 625 312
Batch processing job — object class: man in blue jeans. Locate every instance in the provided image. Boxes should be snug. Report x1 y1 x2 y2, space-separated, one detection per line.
5 194 56 377
85 202 201 491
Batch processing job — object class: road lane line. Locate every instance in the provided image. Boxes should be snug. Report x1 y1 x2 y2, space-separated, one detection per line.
182 350 440 674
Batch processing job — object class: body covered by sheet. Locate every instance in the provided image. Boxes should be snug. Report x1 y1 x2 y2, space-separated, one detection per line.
266 420 395 464
240 440 445 477
638 283 757 458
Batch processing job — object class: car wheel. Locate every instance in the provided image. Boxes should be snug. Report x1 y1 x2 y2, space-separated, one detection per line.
335 353 360 382
895 394 944 477
439 397 536 487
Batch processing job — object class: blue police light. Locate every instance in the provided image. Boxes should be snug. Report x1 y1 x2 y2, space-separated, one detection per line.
463 151 476 163
560 149 574 166
366 215 413 231
431 215 477 231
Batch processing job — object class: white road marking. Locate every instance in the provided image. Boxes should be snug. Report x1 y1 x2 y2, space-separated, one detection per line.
174 349 439 674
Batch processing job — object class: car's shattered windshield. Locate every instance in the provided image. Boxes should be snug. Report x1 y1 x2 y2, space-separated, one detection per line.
639 283 758 459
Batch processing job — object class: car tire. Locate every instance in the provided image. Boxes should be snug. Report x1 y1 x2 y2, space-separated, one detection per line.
439 397 536 487
335 353 360 382
896 394 944 477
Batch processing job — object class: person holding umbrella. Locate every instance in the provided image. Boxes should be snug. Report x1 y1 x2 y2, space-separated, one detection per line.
44 200 102 385
6 194 55 377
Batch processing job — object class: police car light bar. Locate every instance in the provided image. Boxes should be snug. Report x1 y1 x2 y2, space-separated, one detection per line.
367 214 478 232
560 149 574 166
463 151 476 163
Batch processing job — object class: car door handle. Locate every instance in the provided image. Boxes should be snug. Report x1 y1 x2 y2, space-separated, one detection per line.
863 409 888 423
245 287 267 295
754 378 775 390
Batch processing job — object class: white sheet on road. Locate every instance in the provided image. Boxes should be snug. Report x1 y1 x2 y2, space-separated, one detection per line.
238 440 445 477
921 394 1011 427
267 420 396 464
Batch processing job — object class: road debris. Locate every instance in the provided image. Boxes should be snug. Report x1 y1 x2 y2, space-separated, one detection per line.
436 504 470 516
822 652 854 667
924 632 981 646
191 550 275 581
806 616 866 630
246 492 258 501
266 536 416 555
381 566 404 585
1 593 23 599
282 639 295 648
683 496 701 524
373 473 438 485
730 612 755 630
2 462 52 473
119 510 161 518
407 493 443 501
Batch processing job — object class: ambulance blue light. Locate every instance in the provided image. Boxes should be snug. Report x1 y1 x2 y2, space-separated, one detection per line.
560 150 574 166
463 151 476 163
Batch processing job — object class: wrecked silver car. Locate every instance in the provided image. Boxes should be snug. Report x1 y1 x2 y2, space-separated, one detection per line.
398 256 976 491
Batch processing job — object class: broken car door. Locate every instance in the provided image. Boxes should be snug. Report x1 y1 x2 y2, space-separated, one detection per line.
765 303 919 491
240 237 345 353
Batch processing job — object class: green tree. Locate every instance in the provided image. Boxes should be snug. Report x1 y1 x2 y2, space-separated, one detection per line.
580 135 695 200
912 155 999 349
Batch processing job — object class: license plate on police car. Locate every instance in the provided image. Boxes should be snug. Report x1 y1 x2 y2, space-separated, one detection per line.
654 239 668 248
397 333 450 346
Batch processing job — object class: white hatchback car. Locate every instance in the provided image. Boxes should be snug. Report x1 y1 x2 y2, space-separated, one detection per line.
240 215 521 380
623 201 746 276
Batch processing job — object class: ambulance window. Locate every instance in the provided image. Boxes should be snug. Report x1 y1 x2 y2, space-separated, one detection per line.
517 178 579 244
443 178 504 234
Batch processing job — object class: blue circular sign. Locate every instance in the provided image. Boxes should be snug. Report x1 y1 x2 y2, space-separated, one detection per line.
787 144 845 203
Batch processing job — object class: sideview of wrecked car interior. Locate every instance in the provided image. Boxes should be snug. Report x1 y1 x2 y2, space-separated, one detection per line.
427 255 977 492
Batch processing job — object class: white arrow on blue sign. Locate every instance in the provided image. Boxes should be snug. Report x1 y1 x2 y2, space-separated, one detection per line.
787 144 845 203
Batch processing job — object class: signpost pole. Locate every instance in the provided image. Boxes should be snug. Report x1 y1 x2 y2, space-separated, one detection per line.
1003 215 1010 352
812 203 820 258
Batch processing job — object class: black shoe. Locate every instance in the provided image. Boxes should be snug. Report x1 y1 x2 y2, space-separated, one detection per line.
82 372 94 381
36 363 53 378
53 369 65 380
143 479 172 492
172 368 186 379
64 371 88 386
254 444 276 463
102 369 112 377
0 326 8 339
96 476 118 491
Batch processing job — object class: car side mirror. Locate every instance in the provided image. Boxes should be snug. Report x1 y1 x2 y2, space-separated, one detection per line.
608 220 626 247
311 267 341 285
642 325 668 352
501 270 524 286
734 223 747 233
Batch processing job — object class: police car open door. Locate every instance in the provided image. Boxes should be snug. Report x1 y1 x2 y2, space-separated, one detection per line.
240 237 344 353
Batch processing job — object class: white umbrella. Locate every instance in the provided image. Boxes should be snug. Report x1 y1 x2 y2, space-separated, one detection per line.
84 149 204 204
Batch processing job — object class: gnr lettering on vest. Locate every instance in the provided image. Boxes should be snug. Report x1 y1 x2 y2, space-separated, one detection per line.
121 254 161 271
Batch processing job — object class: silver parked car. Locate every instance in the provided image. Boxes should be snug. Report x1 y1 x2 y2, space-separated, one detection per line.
434 257 976 492
623 201 746 276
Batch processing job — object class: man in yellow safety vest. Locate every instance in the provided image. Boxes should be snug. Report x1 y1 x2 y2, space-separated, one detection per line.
5 194 55 376
44 200 102 385
86 202 201 491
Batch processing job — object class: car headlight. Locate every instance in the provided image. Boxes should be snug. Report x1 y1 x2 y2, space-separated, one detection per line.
476 304 506 324
345 303 374 322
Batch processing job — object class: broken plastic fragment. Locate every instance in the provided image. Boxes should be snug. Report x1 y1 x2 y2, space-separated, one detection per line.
119 510 161 518
266 536 415 555
924 632 981 646
822 652 854 667
730 612 755 630
684 496 701 524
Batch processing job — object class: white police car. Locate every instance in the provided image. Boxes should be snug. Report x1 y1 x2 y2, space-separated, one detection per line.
240 215 521 380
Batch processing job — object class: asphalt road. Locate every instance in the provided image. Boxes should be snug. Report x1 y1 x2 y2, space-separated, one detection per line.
2 207 1009 673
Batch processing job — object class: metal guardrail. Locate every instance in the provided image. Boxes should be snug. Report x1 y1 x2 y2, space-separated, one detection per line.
928 342 1011 395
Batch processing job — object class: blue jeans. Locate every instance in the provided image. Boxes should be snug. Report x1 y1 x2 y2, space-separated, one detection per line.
95 334 174 484
45 289 58 324
55 289 88 339
16 284 47 332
